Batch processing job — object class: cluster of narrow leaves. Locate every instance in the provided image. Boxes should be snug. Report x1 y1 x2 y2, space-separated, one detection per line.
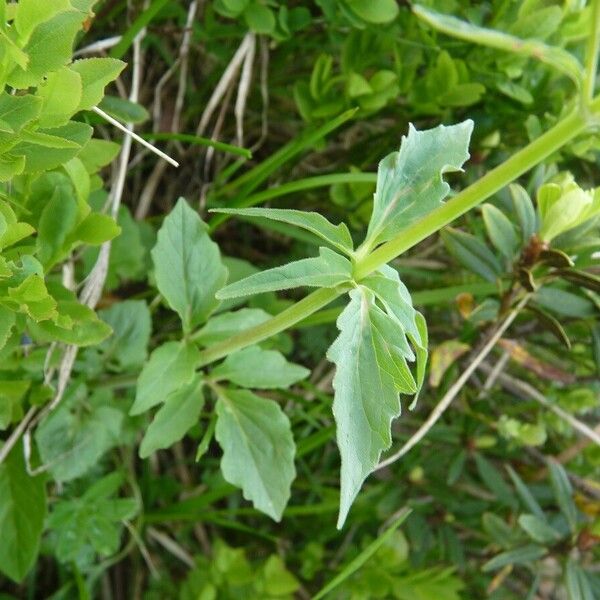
139 120 473 528
442 174 600 350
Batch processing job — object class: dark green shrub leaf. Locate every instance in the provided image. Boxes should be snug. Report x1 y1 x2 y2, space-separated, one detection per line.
0 443 46 582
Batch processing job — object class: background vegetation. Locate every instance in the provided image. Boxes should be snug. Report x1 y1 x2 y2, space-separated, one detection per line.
0 1 599 598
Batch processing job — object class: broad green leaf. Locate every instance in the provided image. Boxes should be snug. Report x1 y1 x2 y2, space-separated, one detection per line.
345 0 399 24
327 287 418 528
518 514 562 544
243 3 275 34
69 213 121 245
98 95 150 124
7 274 57 321
0 380 29 429
215 388 296 521
18 129 80 149
28 300 112 345
361 264 428 407
36 185 78 266
482 203 519 259
211 207 354 255
0 443 46 582
262 555 300 596
36 388 123 482
152 198 228 331
0 306 15 352
63 156 91 209
510 184 537 242
365 121 472 247
70 58 126 111
212 345 309 389
47 472 137 568
0 155 25 182
194 308 271 345
0 93 42 133
77 138 121 173
13 0 71 43
37 66 82 128
216 247 352 299
7 10 85 88
413 5 584 86
130 341 200 415
0 201 35 247
13 121 92 173
99 300 151 369
361 265 421 343
139 376 205 458
441 227 503 282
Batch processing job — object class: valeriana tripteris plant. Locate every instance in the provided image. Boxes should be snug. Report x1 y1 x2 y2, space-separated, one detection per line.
134 0 600 530
137 120 474 528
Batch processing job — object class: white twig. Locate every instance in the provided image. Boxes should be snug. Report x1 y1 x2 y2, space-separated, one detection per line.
478 364 600 448
375 295 530 471
136 1 197 220
147 527 195 567
92 106 179 168
234 32 256 146
478 349 510 398
124 521 160 579
196 32 253 136
0 407 36 464
73 36 122 57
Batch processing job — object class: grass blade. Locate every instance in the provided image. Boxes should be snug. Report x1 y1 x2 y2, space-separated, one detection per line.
312 507 411 600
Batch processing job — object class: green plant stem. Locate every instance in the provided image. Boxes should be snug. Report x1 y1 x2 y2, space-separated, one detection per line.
197 286 347 366
584 0 600 101
198 96 600 369
354 103 597 279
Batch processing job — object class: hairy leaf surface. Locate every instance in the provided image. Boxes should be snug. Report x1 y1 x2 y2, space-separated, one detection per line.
0 444 46 582
139 376 205 458
130 341 200 415
211 207 354 254
216 247 352 299
212 345 309 389
365 121 473 247
215 388 296 521
327 286 422 527
152 198 227 331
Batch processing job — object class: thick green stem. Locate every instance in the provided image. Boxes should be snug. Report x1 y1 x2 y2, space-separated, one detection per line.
584 0 600 102
198 96 600 368
355 104 595 279
197 286 346 366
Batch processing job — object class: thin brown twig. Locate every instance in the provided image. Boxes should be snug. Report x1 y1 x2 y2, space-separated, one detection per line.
375 294 530 471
